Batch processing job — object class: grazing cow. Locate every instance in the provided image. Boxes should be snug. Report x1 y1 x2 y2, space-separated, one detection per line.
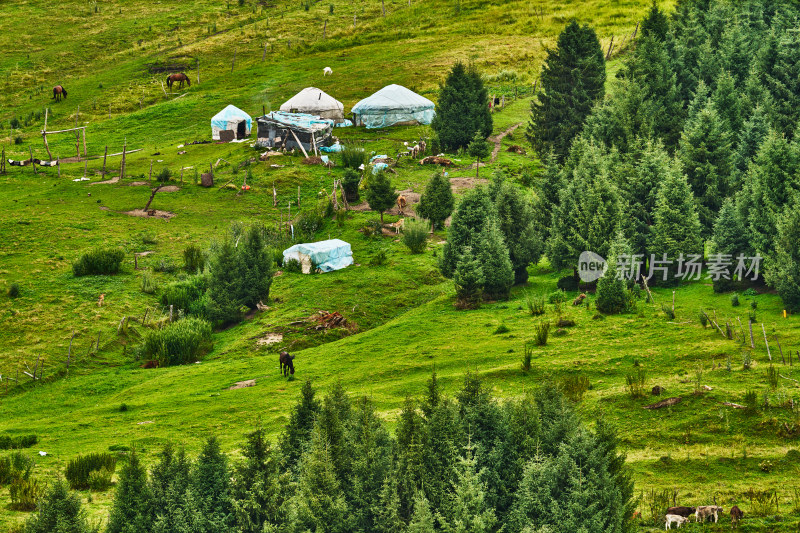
98 293 105 307
279 351 295 377
666 507 695 518
730 505 743 525
52 85 68 102
396 195 407 214
695 505 723 523
572 293 587 306
323 66 332 76
665 514 689 529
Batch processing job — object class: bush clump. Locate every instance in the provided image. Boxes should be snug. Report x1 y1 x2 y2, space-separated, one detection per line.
65 453 117 490
402 219 429 254
139 317 212 367
10 476 42 511
0 435 38 450
160 276 208 317
8 282 20 298
340 143 368 170
72 248 125 276
341 168 361 203
140 272 157 294
183 244 206 273
88 467 114 491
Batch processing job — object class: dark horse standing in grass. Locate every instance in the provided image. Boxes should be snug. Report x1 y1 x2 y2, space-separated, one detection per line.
279 351 295 377
52 85 67 102
166 73 191 90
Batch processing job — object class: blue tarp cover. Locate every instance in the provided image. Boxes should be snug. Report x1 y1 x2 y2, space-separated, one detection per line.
211 105 252 139
351 84 435 129
282 239 353 273
264 111 334 132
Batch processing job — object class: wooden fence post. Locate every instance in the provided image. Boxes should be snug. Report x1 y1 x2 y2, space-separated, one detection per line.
29 146 37 175
102 145 108 174
762 324 772 361
43 108 52 160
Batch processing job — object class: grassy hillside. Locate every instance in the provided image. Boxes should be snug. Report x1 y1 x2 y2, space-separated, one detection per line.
8 0 800 531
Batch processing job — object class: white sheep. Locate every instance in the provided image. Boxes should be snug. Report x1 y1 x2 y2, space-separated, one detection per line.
323 67 333 76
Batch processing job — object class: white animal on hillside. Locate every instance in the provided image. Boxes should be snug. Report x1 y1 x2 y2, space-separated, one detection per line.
665 514 688 529
323 67 333 76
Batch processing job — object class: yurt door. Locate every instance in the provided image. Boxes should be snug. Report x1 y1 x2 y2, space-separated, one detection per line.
236 121 246 139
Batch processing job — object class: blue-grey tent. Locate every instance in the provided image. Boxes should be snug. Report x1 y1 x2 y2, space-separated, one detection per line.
211 105 252 140
351 84 435 129
282 239 353 273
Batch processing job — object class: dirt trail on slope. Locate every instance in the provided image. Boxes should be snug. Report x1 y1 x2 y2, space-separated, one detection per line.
487 122 523 162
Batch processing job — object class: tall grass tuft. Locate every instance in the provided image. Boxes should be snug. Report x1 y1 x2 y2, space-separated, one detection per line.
560 375 590 402
525 292 546 316
140 271 157 294
9 477 42 511
183 244 206 273
341 143 368 169
521 342 533 372
625 368 647 399
0 435 37 450
160 277 208 317
532 322 550 346
661 304 675 320
402 219 429 254
139 317 213 367
72 248 125 276
65 453 117 490
767 364 779 391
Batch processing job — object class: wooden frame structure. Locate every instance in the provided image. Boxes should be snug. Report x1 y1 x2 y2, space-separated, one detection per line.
41 108 87 160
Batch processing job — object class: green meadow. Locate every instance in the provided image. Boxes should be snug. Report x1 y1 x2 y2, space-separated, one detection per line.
3 0 800 531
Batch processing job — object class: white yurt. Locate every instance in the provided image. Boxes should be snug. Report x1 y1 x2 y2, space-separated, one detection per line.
351 84 435 129
211 105 252 141
280 87 345 122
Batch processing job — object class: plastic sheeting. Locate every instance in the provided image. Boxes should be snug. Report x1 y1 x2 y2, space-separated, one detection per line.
282 239 353 273
335 119 353 128
280 87 345 121
351 84 435 129
211 105 252 140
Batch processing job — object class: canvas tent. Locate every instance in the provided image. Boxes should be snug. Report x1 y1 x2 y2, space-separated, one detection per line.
255 111 334 154
211 105 252 141
282 239 353 273
280 87 345 122
351 84 435 129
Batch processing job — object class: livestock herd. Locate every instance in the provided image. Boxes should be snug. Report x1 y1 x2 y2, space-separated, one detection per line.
664 504 744 529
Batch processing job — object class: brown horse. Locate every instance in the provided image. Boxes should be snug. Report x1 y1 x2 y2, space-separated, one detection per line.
52 85 67 102
279 351 295 377
166 73 190 90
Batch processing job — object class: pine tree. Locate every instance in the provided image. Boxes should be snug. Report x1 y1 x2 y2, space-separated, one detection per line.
440 187 493 278
417 171 455 231
432 62 493 151
712 70 742 138
467 131 491 177
528 21 606 160
206 239 243 324
595 231 630 314
279 380 321 472
373 476 404 533
768 198 800 312
420 399 464 514
534 383 579 457
640 1 669 41
711 198 751 292
396 397 426 521
191 437 233 533
231 429 287 533
236 225 275 309
732 105 771 187
478 217 514 300
406 492 436 533
23 480 92 533
761 28 800 136
366 171 399 223
289 426 351 533
317 381 353 489
491 177 544 284
648 168 703 286
150 445 193 533
535 151 564 243
107 451 154 533
677 100 734 235
436 443 497 533
453 248 485 309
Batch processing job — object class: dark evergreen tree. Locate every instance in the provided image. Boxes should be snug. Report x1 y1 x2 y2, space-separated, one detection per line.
527 21 606 160
317 381 353 490
534 383 579 457
640 1 669 41
622 140 671 259
231 429 288 533
279 380 321 472
712 70 742 139
366 171 399 223
595 231 630 314
395 397 426 521
761 28 800 136
535 152 564 243
24 480 92 533
732 105 771 187
478 217 514 300
453 249 485 309
420 399 463 515
648 169 703 286
150 445 192 533
673 10 710 104
207 239 243 324
711 197 751 292
768 198 800 312
467 131 491 178
236 225 275 309
373 476 404 533
491 177 544 283
191 436 233 533
440 187 493 278
407 492 435 533
432 62 492 151
436 444 497 533
417 171 455 231
107 451 154 533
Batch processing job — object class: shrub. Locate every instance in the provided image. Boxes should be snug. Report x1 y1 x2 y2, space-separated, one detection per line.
140 272 157 294
661 304 675 319
532 322 550 346
749 308 757 323
743 288 758 297
561 375 590 402
698 310 708 328
295 209 325 241
153 258 179 274
88 467 114 491
341 143 367 169
65 453 117 490
402 219 429 254
493 324 510 335
72 248 125 276
525 292 546 316
284 258 303 273
8 282 20 298
160 276 207 316
362 219 383 238
0 452 33 486
0 435 38 450
9 476 42 511
341 168 361 203
369 248 388 266
742 350 752 370
138 231 157 245
625 368 647 399
453 249 484 309
767 365 779 391
139 317 212 367
521 342 533 372
183 244 206 273
731 293 740 307
556 274 580 292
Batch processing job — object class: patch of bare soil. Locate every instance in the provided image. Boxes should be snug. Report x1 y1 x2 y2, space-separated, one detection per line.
227 379 256 390
449 177 488 193
129 181 149 186
257 333 283 346
92 176 120 185
159 185 181 192
123 209 176 220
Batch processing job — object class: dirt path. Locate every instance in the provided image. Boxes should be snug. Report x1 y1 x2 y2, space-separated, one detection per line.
488 122 523 162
